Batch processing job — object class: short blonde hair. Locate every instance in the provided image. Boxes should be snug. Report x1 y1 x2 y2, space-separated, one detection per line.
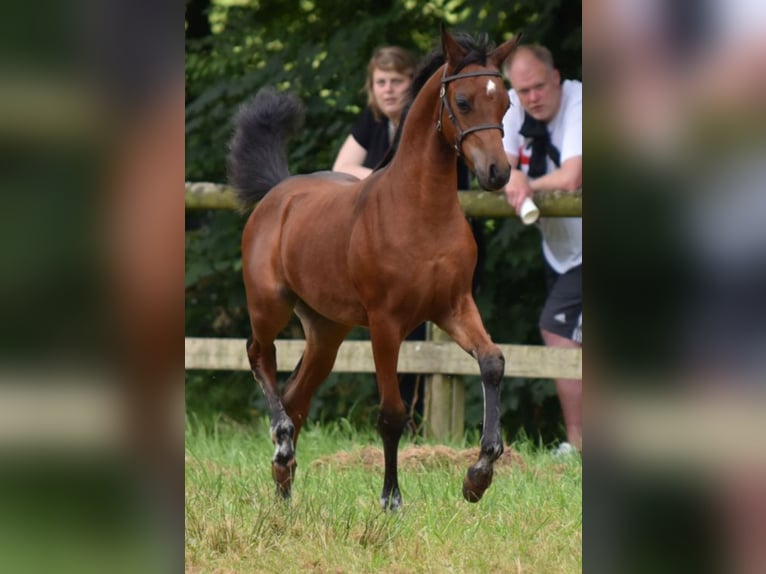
364 46 417 119
502 44 555 77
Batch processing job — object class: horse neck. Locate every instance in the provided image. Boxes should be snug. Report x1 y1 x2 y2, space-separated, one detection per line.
385 66 459 209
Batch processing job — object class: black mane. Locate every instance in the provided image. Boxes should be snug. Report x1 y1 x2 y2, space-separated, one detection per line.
409 32 495 100
375 32 496 170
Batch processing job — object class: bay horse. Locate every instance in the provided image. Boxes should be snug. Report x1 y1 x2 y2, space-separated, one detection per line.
228 27 521 510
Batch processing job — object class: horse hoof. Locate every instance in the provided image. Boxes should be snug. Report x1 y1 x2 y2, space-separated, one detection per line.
272 459 296 499
462 465 494 503
274 484 291 500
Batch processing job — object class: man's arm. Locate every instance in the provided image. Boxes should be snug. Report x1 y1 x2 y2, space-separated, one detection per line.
528 156 582 193
504 154 581 214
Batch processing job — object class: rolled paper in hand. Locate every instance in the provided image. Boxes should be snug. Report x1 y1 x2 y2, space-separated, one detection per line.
519 197 540 225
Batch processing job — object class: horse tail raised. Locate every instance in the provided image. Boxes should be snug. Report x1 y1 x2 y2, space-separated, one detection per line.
227 87 305 210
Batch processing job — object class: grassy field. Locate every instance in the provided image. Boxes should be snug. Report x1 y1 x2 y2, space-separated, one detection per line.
185 416 581 573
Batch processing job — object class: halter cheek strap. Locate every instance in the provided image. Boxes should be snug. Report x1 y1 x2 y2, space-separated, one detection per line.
437 66 505 156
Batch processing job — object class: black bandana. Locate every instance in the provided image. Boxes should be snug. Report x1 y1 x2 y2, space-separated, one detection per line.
519 112 560 178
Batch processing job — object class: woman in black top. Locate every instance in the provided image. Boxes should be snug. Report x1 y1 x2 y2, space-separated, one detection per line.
332 46 417 178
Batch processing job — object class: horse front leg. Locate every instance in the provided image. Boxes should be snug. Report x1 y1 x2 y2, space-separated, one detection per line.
437 297 505 503
464 347 505 502
369 319 408 511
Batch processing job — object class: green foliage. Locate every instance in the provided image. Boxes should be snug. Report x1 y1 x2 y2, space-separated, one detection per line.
186 211 250 337
185 0 581 441
185 0 581 181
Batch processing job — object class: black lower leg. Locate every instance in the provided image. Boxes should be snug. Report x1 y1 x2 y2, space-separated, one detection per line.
377 407 407 511
463 350 505 502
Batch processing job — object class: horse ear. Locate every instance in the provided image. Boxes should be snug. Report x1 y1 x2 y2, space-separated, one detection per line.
440 23 465 68
489 33 523 70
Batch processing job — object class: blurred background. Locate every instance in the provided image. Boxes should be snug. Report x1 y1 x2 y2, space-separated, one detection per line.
3 0 766 572
1 0 183 572
585 1 766 573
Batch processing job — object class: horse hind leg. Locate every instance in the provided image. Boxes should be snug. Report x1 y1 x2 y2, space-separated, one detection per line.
246 303 297 499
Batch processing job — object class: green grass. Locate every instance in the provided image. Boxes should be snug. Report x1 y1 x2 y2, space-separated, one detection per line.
185 416 581 573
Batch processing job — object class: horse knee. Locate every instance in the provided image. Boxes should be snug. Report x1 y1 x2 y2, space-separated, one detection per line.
479 350 505 385
377 406 407 438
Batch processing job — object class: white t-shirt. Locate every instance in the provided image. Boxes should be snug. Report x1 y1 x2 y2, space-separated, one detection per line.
502 79 582 274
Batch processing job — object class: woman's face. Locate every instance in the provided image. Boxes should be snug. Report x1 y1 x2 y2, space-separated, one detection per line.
371 68 412 120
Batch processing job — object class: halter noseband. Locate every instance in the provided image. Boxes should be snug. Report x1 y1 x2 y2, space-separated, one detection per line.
437 66 505 156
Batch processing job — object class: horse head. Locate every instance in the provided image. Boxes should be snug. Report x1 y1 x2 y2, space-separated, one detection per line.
438 27 522 191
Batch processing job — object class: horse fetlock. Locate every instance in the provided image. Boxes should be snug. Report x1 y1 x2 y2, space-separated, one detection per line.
272 440 295 466
380 488 402 512
480 437 504 461
270 418 295 442
271 419 296 467
271 416 294 442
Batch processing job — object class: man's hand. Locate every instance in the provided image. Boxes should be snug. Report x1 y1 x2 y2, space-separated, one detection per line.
503 169 534 214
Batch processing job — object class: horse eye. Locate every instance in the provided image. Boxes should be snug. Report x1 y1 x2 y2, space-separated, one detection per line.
455 97 471 113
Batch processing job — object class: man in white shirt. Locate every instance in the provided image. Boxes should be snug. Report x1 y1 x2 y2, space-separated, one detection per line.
502 44 582 453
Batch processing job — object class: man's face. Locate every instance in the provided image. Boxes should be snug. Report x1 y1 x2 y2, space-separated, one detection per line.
507 54 562 123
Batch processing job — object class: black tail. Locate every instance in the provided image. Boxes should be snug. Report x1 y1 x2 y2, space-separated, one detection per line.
227 87 305 210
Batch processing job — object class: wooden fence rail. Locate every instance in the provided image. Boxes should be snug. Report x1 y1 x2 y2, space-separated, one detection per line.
185 335 582 441
185 337 582 379
185 181 582 218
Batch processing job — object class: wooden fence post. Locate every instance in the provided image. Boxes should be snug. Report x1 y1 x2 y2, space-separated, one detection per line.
423 323 465 442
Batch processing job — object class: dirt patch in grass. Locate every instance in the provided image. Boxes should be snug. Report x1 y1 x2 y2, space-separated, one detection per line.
310 444 525 472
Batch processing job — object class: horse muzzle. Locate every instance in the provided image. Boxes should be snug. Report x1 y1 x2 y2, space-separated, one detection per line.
476 161 511 191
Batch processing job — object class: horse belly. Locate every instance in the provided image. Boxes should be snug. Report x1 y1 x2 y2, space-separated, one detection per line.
297 282 369 327
285 251 368 326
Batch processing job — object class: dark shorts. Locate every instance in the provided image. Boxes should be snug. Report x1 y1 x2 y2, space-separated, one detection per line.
540 263 582 343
